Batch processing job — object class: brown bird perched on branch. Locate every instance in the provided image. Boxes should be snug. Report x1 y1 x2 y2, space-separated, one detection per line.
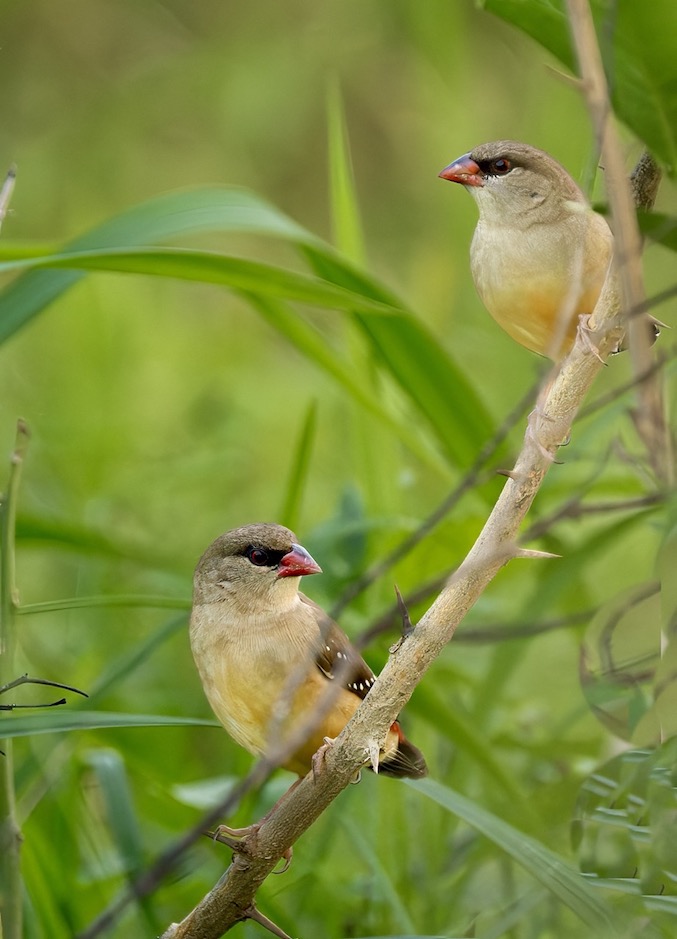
438 140 658 360
189 523 426 780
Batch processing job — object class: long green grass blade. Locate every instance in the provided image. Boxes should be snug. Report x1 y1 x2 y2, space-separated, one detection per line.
0 187 316 343
0 184 496 469
301 245 496 465
18 595 189 614
279 401 318 531
410 777 620 933
248 294 446 471
327 82 365 262
0 247 399 320
340 816 417 933
0 711 217 738
84 749 144 876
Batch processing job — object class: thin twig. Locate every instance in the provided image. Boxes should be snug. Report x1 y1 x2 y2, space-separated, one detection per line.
330 373 542 618
455 609 594 644
522 492 664 543
579 346 673 421
566 0 672 484
0 674 89 710
361 489 661 648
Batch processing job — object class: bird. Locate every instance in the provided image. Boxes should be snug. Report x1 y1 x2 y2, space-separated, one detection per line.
189 523 427 781
439 140 619 360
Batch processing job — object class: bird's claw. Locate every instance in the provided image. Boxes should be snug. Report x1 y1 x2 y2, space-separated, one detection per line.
312 736 336 780
273 847 294 874
577 313 608 363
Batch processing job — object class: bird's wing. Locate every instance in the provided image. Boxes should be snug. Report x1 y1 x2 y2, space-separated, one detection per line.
299 594 427 779
299 593 376 700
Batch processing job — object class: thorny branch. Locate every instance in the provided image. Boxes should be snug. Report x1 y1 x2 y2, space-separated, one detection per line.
154 153 663 936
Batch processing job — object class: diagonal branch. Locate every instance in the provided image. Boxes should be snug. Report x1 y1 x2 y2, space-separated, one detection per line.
161 146 661 936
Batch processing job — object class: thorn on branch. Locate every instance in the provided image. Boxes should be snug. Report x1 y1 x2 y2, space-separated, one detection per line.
389 585 414 654
245 904 293 939
366 739 380 774
513 548 561 561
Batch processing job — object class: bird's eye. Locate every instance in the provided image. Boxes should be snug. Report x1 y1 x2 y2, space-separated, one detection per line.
490 158 512 175
246 546 270 566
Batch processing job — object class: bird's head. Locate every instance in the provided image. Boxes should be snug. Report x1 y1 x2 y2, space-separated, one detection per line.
192 523 322 610
439 140 585 223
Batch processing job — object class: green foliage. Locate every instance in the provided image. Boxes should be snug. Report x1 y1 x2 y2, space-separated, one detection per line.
483 0 677 175
0 1 675 938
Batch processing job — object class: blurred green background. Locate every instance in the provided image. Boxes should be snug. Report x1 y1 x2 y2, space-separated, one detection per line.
0 1 676 937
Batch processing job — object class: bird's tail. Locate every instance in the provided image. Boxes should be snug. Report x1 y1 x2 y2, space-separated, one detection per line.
378 722 428 779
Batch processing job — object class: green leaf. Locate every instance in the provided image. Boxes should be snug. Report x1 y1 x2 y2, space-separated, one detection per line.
638 212 677 253
246 293 442 470
18 595 189 615
414 684 533 816
0 246 399 324
279 401 318 531
356 312 494 465
482 0 677 175
327 81 365 263
89 615 188 702
0 186 316 343
0 185 496 468
84 748 145 876
410 776 621 933
340 816 417 934
0 711 217 738
301 245 496 466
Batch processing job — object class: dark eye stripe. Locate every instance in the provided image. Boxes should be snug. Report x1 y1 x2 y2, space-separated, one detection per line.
242 544 287 567
478 157 513 176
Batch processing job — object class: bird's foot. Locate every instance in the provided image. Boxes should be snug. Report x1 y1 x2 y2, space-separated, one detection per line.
207 823 293 874
311 736 336 781
577 313 609 362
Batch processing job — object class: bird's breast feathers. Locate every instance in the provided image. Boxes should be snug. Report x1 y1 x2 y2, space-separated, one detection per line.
470 213 611 357
189 597 323 754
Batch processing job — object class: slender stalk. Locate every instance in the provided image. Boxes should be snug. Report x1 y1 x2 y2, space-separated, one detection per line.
566 0 673 484
0 420 30 939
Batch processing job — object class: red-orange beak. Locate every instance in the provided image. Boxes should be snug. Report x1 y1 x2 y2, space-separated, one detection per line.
439 154 484 187
277 543 322 578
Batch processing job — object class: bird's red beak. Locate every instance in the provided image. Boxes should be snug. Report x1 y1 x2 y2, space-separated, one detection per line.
439 154 484 187
277 543 322 578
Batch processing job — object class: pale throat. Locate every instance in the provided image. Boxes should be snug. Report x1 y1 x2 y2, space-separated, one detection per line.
221 573 304 618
